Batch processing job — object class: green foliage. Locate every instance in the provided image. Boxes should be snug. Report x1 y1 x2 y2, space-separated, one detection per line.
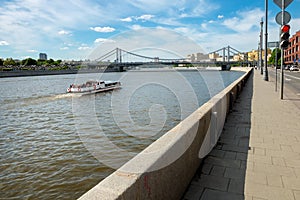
3 58 17 66
48 58 55 65
268 48 281 66
22 58 37 66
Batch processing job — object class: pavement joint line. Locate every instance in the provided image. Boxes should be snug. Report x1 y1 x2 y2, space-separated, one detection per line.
183 69 300 200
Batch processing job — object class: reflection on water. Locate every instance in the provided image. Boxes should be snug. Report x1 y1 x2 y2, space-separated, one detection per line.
0 70 244 199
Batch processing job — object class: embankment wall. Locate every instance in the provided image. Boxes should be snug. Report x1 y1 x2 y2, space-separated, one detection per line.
79 68 253 200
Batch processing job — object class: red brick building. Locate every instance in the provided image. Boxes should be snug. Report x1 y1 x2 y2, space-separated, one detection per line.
284 30 300 65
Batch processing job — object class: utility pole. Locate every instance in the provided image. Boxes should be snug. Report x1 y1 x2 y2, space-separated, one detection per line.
264 0 269 81
275 45 278 91
280 0 285 99
260 19 264 74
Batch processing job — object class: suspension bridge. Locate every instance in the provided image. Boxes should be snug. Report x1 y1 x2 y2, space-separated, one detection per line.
83 46 250 72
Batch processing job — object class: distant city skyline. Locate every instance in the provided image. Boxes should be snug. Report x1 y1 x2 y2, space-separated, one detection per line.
0 0 300 60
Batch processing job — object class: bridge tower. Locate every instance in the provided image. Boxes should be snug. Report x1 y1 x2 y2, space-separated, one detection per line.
115 48 122 63
227 46 230 62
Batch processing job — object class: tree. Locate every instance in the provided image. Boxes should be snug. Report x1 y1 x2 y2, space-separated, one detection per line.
53 59 62 66
0 58 3 66
268 48 281 66
47 58 55 65
22 58 37 66
3 58 16 66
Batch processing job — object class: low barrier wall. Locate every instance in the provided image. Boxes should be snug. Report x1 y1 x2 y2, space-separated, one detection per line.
79 67 253 200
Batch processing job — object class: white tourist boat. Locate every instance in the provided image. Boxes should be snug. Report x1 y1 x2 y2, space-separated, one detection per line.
66 80 121 94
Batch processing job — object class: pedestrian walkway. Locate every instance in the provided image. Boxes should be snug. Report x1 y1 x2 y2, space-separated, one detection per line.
183 69 300 200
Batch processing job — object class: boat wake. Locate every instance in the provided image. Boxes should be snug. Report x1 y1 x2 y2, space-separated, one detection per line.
2 93 76 110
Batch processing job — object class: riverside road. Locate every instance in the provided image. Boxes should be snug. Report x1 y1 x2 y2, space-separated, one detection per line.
268 68 300 95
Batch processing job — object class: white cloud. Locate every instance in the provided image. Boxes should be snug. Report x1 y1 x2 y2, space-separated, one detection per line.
174 27 190 34
94 38 115 43
78 46 91 50
60 47 69 50
58 30 71 35
0 40 9 46
131 25 143 30
27 49 37 53
195 0 219 15
201 23 208 29
136 14 154 21
127 0 173 12
88 28 205 61
222 8 264 33
90 26 115 33
121 17 133 22
218 15 224 19
290 18 300 36
0 0 113 58
120 15 154 23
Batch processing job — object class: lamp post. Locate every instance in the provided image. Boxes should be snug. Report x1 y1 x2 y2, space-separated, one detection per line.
264 0 269 81
260 19 264 74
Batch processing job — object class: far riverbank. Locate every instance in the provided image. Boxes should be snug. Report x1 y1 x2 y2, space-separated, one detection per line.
0 68 122 78
0 67 222 78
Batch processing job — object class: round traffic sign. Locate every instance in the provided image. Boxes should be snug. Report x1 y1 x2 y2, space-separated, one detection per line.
276 11 291 25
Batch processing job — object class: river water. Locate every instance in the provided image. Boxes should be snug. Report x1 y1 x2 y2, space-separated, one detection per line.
0 69 244 199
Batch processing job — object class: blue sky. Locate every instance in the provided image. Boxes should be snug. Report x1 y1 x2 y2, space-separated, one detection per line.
0 0 299 60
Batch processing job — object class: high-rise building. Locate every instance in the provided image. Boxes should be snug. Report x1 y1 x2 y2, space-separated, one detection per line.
284 30 300 65
39 53 47 60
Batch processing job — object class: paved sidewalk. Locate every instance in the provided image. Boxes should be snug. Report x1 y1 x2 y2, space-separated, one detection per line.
183 70 300 200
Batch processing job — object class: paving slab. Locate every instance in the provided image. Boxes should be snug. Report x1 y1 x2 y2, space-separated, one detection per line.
183 69 300 200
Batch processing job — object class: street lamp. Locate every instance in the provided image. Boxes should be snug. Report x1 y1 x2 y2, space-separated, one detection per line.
264 0 269 81
260 19 264 75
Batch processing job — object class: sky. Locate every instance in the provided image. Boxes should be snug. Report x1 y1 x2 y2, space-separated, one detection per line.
0 0 300 61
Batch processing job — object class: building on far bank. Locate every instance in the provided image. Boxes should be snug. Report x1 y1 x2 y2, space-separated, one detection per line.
247 49 271 62
284 30 300 65
186 52 209 62
209 52 221 60
247 50 259 62
39 53 47 60
233 53 246 61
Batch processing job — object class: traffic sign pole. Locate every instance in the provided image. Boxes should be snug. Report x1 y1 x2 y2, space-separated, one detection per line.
268 41 279 91
280 0 285 99
274 0 293 99
264 0 269 81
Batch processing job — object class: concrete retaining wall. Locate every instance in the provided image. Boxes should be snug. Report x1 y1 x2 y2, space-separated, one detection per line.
79 67 253 200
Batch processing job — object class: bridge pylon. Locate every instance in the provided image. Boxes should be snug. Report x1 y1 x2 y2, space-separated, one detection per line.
209 46 249 65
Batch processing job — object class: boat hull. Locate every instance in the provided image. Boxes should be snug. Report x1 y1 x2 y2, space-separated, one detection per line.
66 81 121 95
79 85 121 95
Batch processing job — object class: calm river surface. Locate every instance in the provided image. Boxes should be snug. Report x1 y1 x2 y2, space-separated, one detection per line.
0 69 244 199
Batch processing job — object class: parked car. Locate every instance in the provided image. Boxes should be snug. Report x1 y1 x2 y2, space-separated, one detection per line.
289 66 299 71
285 65 291 70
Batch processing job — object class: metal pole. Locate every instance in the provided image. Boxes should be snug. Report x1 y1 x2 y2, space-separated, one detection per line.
258 43 260 69
260 19 264 74
264 0 269 81
116 48 119 63
280 0 285 99
275 46 278 91
119 48 122 63
228 46 230 62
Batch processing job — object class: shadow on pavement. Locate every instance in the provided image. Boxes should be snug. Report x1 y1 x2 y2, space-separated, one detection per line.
182 72 254 200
